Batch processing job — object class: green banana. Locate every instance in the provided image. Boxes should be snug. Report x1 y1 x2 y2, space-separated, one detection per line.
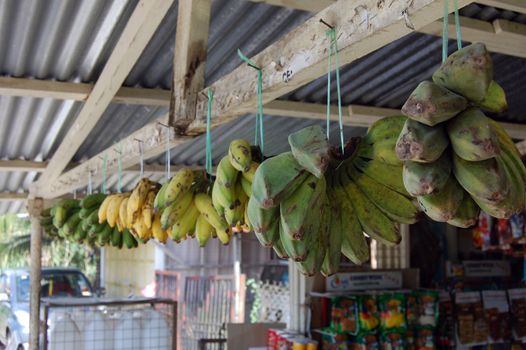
216 156 239 188
240 176 252 197
447 192 480 228
153 181 169 213
122 229 136 249
490 119 526 183
53 206 68 229
247 196 279 247
417 176 464 222
432 42 493 103
321 202 342 277
80 193 106 209
62 211 81 236
478 80 507 113
340 173 400 246
403 153 451 196
345 163 419 224
453 153 509 203
298 199 329 276
401 81 467 126
362 115 407 145
251 152 308 208
396 118 448 163
288 125 330 178
272 238 289 259
280 174 326 240
111 227 123 249
229 139 252 172
352 157 409 196
357 138 401 166
447 108 499 161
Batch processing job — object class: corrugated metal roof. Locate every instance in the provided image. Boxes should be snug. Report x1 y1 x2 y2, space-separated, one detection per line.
0 1 524 212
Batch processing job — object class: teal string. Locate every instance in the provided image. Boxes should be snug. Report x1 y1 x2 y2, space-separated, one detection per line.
165 127 171 181
237 48 264 156
326 28 344 153
453 0 462 50
102 154 107 194
206 89 214 177
88 171 92 195
442 0 449 63
325 30 332 140
117 146 122 193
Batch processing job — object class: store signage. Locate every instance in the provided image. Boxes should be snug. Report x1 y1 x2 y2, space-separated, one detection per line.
462 260 510 277
326 271 403 292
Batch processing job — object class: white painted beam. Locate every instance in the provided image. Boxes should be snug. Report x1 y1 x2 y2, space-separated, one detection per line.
477 0 526 13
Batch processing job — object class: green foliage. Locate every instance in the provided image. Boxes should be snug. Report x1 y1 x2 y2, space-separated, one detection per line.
0 214 97 282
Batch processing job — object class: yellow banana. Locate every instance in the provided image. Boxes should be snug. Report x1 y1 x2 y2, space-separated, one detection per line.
228 139 252 172
118 197 129 232
164 168 194 205
98 195 113 224
241 161 259 183
160 191 194 230
142 191 156 229
216 156 238 188
131 215 151 241
240 176 252 197
171 202 199 243
195 214 213 247
107 194 126 228
127 178 151 227
194 193 231 244
152 213 167 243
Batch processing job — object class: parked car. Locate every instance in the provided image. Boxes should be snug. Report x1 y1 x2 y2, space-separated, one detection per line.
0 268 94 350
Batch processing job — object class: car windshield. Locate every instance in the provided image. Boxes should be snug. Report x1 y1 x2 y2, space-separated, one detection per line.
16 271 93 302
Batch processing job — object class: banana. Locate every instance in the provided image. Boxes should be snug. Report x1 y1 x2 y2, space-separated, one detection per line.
247 196 279 246
297 199 329 276
352 157 409 196
211 182 226 216
272 238 289 259
153 182 169 213
195 214 214 247
216 156 239 188
98 195 113 224
403 154 451 196
53 206 68 229
329 180 370 264
478 80 507 113
213 181 237 210
447 192 480 228
80 193 107 209
194 193 231 243
131 215 151 241
417 176 464 222
447 108 499 161
321 204 341 277
345 163 419 224
110 227 123 249
401 81 467 126
96 224 113 247
288 125 330 178
171 202 199 243
118 197 129 231
251 152 308 208
160 191 194 230
490 119 526 183
453 153 509 203
127 178 152 225
62 211 81 237
280 174 326 240
107 194 126 228
362 115 407 145
79 207 95 220
241 161 259 183
164 168 194 205
357 138 401 166
396 118 448 163
432 42 492 103
240 176 252 197
228 139 252 172
122 229 136 249
142 191 156 229
340 172 401 246
151 213 168 243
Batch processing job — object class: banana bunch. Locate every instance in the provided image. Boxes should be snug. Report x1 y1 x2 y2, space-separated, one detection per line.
212 139 260 233
248 123 419 276
153 168 234 247
97 178 162 244
396 42 525 226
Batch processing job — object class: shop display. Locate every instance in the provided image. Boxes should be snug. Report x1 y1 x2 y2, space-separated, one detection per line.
509 289 526 340
455 291 488 345
416 290 438 328
437 292 455 349
357 295 380 333
378 293 406 332
482 290 511 342
396 42 525 226
330 297 358 335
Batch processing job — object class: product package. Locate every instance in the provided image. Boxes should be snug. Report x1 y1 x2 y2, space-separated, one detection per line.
415 328 435 350
437 291 455 349
406 292 418 328
319 328 349 350
378 292 407 333
455 291 488 345
331 297 359 335
510 212 525 241
350 333 379 350
379 332 404 350
473 212 492 250
482 290 511 342
508 288 526 340
417 290 439 328
357 295 380 334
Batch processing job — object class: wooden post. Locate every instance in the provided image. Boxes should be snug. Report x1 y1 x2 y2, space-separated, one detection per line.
28 198 43 350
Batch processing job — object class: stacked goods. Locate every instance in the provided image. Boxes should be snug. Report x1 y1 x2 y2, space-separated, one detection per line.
212 139 260 233
249 120 420 276
397 42 525 226
153 168 234 247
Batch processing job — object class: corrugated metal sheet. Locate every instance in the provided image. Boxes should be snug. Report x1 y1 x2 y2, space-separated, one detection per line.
0 0 524 212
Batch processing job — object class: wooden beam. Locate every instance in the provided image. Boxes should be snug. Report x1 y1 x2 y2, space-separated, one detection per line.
33 0 174 196
189 0 473 134
0 192 29 201
420 15 526 58
0 77 170 106
169 0 212 132
248 0 335 12
477 0 526 13
0 160 48 172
